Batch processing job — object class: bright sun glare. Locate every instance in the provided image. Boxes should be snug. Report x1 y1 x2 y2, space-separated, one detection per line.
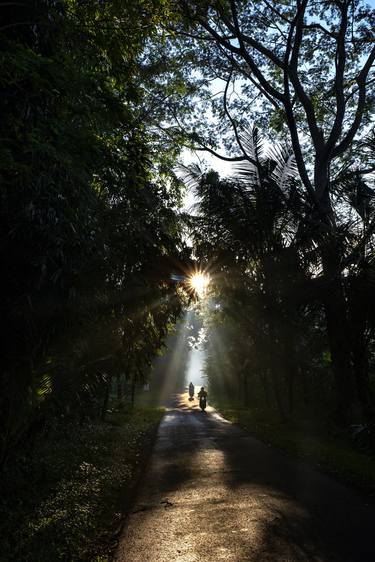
189 272 210 297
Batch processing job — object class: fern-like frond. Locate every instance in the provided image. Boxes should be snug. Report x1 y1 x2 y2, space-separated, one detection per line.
267 144 297 196
231 127 265 184
175 162 204 193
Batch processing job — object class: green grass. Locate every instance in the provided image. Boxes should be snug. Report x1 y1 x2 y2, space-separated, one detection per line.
214 403 375 496
0 405 164 562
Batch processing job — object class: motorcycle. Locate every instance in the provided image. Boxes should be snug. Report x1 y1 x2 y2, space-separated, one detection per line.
199 395 207 411
188 385 194 401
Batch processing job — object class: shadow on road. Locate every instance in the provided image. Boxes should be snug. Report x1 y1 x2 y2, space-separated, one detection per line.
116 394 375 562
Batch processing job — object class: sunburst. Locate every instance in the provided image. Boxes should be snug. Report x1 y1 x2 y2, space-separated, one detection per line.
188 271 210 297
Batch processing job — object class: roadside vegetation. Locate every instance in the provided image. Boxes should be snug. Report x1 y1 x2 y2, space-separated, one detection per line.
0 404 163 562
213 401 375 497
179 0 375 486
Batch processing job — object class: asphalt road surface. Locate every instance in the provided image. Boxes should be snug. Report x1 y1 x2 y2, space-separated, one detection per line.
115 394 375 562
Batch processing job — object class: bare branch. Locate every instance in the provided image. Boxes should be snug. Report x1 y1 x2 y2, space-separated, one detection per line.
194 146 248 162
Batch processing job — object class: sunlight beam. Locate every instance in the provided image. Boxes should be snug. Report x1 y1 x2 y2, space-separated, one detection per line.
189 272 210 298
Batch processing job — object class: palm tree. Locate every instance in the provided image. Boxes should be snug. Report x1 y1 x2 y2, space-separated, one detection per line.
182 127 310 417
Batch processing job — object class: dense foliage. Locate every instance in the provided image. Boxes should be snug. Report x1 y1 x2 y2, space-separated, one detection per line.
169 0 375 426
0 0 190 466
190 126 375 430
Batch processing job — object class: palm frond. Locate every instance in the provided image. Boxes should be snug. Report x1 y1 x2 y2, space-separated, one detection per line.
175 162 204 192
232 127 264 184
267 144 298 196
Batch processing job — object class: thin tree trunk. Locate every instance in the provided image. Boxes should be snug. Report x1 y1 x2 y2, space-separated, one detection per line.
324 278 355 423
131 374 136 406
266 319 287 419
318 179 356 424
117 374 123 400
352 331 374 421
301 365 310 406
271 367 287 420
259 370 271 408
242 370 249 407
283 331 298 415
101 380 110 421
349 282 375 421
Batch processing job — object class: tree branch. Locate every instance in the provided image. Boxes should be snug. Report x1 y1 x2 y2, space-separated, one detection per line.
325 2 349 154
217 6 285 69
333 45 375 158
303 22 336 39
194 146 248 162
261 0 292 24
282 1 316 204
226 1 285 102
223 68 258 167
341 214 375 269
286 0 323 147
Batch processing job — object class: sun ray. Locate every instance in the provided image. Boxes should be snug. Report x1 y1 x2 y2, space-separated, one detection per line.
188 271 210 297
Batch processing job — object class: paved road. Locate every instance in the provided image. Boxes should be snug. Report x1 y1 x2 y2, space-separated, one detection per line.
115 394 375 562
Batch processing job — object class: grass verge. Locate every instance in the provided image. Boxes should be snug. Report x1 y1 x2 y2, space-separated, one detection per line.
214 403 375 497
0 405 164 562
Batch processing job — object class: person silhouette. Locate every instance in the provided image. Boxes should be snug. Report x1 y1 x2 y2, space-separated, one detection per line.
188 381 194 399
198 386 207 410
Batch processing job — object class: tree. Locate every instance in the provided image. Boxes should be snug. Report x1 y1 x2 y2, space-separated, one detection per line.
0 0 189 463
170 0 375 421
186 128 313 417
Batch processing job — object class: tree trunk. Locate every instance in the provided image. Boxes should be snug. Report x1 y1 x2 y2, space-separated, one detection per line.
324 278 355 424
352 341 374 421
349 280 375 421
131 374 136 406
117 374 123 400
283 329 298 415
351 322 374 421
317 175 356 424
101 381 110 421
259 370 271 408
268 322 287 419
271 367 287 420
242 370 249 407
301 364 310 406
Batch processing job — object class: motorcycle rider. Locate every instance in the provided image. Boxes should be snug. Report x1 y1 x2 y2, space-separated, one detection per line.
198 386 207 410
198 386 207 399
188 381 194 398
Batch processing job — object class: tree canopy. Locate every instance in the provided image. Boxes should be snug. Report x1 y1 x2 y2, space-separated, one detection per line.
1 0 375 469
0 0 192 464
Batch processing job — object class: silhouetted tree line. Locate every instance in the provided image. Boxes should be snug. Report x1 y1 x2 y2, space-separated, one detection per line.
189 128 375 427
0 0 191 466
172 0 375 427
